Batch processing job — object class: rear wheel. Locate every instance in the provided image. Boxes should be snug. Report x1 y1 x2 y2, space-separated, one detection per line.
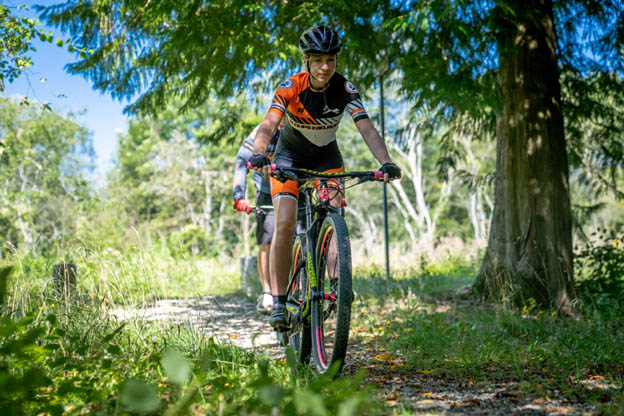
311 214 352 376
287 235 311 364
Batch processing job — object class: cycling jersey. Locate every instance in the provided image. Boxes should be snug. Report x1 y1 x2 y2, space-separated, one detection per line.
269 71 369 154
233 125 279 201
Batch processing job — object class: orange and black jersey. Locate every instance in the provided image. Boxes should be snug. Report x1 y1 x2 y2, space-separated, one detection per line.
269 72 369 152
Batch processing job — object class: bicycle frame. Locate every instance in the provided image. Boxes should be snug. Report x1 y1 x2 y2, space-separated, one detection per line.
285 180 342 324
247 162 386 373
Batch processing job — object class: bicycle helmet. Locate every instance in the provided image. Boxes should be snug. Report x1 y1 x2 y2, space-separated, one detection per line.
299 26 342 56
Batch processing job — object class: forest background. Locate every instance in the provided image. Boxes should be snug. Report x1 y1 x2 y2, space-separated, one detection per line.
1 0 624 414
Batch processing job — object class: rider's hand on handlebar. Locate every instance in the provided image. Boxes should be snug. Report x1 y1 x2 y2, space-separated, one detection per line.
380 162 402 183
234 199 252 214
249 154 272 178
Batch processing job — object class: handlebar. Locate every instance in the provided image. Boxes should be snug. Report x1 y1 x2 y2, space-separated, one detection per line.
251 205 274 211
247 162 385 181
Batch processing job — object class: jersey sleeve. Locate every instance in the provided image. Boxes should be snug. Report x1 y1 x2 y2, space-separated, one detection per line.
232 135 254 201
269 77 298 116
343 79 369 123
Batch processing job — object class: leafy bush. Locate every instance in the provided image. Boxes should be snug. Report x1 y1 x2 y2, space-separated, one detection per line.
574 228 624 311
166 224 212 257
1 265 121 415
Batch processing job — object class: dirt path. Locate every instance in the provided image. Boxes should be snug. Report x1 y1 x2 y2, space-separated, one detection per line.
111 295 604 415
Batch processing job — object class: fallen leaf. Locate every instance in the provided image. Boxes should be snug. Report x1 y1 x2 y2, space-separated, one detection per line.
386 391 401 400
533 397 552 404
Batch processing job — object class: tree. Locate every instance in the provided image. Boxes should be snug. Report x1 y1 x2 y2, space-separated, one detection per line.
0 4 38 92
389 0 623 312
475 1 575 309
0 97 94 253
1 3 90 93
36 1 407 115
105 96 263 257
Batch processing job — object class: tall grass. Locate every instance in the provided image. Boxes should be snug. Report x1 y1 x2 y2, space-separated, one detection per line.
3 239 240 314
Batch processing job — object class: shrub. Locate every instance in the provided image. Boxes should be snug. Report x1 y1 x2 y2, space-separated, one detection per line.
574 228 624 312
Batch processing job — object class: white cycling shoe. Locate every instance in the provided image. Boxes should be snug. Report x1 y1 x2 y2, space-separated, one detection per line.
256 293 273 315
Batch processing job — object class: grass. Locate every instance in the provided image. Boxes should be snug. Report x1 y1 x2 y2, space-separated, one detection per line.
350 262 624 413
4 243 240 314
1 266 378 415
3 243 624 415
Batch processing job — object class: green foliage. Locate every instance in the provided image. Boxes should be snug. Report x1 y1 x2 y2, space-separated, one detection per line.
37 0 623 120
574 228 624 312
0 97 94 254
166 224 212 257
105 97 252 259
1 266 129 415
390 305 624 392
565 71 624 201
112 343 377 416
1 261 377 416
0 4 93 92
37 0 300 115
0 4 39 91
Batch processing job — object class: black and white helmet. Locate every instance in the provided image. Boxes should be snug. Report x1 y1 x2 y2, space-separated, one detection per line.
299 26 342 56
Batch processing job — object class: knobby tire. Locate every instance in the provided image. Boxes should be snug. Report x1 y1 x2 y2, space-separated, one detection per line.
311 213 352 376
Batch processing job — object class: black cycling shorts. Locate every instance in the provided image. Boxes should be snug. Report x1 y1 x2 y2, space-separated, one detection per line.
271 139 344 199
255 192 274 245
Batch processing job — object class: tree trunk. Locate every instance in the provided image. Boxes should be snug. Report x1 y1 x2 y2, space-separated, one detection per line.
475 0 576 313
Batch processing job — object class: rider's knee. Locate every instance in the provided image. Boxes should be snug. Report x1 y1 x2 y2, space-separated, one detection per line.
275 216 296 238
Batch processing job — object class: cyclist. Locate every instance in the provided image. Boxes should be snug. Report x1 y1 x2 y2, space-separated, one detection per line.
232 117 284 314
249 26 402 328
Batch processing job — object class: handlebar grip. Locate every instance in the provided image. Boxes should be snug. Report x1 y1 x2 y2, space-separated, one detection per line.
247 162 276 170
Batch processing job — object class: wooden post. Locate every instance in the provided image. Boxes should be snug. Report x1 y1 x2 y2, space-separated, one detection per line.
240 256 261 298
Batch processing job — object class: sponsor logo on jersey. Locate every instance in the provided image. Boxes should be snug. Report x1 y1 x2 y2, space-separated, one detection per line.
278 79 293 89
322 105 341 115
344 81 359 94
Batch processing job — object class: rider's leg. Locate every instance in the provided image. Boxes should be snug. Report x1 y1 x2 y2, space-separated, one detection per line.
256 243 272 314
270 196 298 297
268 195 298 328
258 244 271 293
255 207 274 313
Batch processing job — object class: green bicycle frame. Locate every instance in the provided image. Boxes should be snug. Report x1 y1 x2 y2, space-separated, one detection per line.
286 181 340 322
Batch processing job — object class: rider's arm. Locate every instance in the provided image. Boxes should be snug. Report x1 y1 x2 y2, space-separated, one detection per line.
233 136 254 201
254 112 282 177
253 112 282 155
355 118 392 165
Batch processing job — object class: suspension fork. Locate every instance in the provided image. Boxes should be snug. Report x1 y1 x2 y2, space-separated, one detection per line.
301 188 322 301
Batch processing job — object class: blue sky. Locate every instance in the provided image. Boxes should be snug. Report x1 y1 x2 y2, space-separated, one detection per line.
3 0 129 180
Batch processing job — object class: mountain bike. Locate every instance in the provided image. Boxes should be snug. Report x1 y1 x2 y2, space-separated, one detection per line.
269 165 384 376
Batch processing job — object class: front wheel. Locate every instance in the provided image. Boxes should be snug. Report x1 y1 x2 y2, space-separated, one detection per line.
311 213 352 376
